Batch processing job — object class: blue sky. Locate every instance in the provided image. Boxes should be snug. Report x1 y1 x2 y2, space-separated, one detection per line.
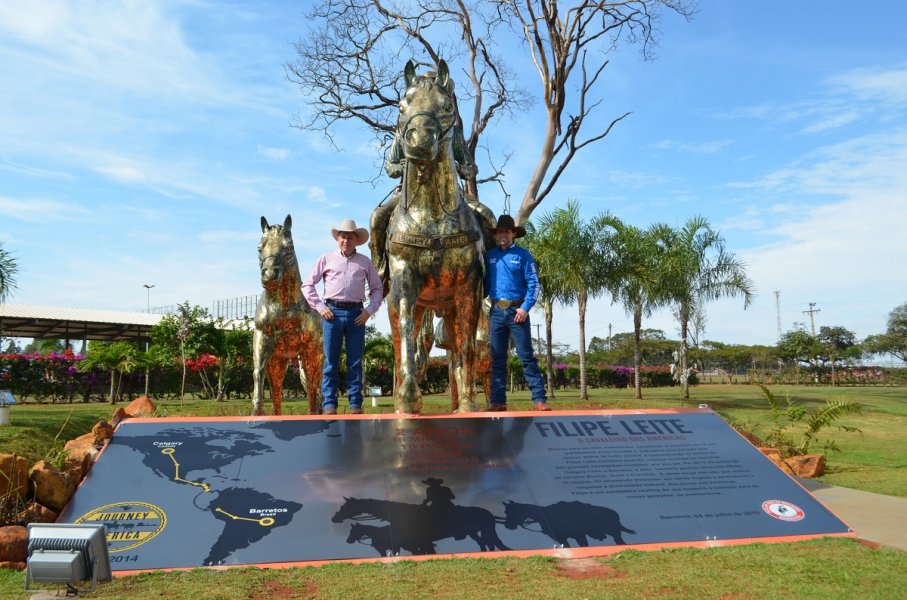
2 1 905 352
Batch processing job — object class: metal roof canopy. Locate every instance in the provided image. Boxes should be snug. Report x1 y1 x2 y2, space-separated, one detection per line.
0 304 164 343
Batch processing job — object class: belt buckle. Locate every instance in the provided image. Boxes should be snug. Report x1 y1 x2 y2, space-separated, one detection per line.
496 299 511 309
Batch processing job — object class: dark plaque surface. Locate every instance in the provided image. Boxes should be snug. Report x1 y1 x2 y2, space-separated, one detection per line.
57 409 851 571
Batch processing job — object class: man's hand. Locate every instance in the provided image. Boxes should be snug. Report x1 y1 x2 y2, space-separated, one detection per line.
514 308 528 323
354 309 370 326
320 308 334 321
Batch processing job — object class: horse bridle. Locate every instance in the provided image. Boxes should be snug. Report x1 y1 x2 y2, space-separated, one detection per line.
259 245 297 271
398 109 455 151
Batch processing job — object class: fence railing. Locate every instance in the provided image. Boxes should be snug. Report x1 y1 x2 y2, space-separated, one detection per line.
148 295 260 320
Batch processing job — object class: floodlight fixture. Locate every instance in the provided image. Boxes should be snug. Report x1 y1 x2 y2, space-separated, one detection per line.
25 523 112 595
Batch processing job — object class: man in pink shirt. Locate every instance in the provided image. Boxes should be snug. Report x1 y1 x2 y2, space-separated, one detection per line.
302 219 383 414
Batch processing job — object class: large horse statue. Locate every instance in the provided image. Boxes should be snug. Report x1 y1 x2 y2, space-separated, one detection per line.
252 215 323 415
371 59 485 414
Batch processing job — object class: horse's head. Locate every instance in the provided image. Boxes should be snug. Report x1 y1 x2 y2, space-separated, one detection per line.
258 215 295 292
397 59 456 164
345 522 367 544
331 496 361 523
502 500 528 530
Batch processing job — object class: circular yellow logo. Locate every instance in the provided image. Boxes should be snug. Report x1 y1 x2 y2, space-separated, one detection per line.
75 501 167 553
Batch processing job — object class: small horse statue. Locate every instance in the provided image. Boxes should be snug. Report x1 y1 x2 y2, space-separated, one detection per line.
371 59 485 414
252 215 323 415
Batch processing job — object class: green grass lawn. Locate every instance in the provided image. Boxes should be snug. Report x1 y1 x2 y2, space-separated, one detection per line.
2 384 905 598
2 538 906 599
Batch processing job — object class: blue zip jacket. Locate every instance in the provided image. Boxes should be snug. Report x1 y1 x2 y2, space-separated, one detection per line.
484 243 540 313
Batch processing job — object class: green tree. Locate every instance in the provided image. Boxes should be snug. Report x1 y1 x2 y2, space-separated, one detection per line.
79 341 140 404
528 200 614 400
816 326 860 386
701 340 778 383
205 319 253 401
659 216 754 399
602 219 671 399
23 339 66 354
777 328 822 384
150 303 216 401
364 331 395 394
0 242 18 302
864 302 907 363
523 220 575 398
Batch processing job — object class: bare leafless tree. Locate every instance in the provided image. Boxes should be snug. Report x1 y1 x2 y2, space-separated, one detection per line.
287 0 692 218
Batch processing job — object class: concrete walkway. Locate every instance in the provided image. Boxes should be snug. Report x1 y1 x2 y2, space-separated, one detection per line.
798 477 907 552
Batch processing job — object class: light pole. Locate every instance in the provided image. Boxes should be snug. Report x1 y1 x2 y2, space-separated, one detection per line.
142 284 155 397
143 284 155 313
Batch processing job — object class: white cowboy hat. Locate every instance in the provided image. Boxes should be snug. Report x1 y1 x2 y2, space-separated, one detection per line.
331 219 369 246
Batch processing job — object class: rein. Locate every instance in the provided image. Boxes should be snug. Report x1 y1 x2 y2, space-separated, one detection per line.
259 250 297 268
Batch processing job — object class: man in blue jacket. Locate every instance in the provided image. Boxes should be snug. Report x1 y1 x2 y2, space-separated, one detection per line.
484 214 550 411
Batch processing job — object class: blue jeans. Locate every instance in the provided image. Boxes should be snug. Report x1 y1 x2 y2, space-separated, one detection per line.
321 307 365 409
489 306 546 405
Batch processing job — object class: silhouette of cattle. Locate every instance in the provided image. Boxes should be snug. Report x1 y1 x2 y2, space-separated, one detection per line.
345 522 436 557
503 500 635 547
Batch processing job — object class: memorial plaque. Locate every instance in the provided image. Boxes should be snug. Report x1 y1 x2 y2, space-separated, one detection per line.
56 409 852 572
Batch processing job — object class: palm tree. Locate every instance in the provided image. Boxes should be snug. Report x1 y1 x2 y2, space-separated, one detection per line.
79 341 140 404
522 222 570 398
603 218 671 399
0 242 18 303
529 200 613 400
660 216 754 399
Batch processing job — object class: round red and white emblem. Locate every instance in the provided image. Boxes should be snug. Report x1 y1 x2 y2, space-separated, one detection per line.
762 499 805 521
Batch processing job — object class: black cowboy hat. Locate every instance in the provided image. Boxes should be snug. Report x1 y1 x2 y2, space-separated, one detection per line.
422 477 445 486
489 214 526 238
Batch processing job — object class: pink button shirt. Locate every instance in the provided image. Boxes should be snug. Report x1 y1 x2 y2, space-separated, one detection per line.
301 250 383 315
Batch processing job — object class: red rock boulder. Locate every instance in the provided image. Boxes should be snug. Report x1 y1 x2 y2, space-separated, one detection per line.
0 454 29 501
17 502 58 524
758 447 797 476
0 525 27 564
122 396 156 418
786 453 826 478
29 460 75 513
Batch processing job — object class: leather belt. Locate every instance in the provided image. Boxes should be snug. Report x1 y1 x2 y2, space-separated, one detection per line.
493 298 523 309
326 300 363 310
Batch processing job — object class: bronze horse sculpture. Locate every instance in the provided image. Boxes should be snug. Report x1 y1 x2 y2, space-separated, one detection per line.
371 60 485 414
252 215 323 415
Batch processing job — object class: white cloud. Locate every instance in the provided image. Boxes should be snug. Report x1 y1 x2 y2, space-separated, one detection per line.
305 186 329 203
0 159 73 180
96 165 148 184
257 146 291 160
830 66 907 106
651 138 734 154
198 230 261 243
0 196 84 222
799 111 861 134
